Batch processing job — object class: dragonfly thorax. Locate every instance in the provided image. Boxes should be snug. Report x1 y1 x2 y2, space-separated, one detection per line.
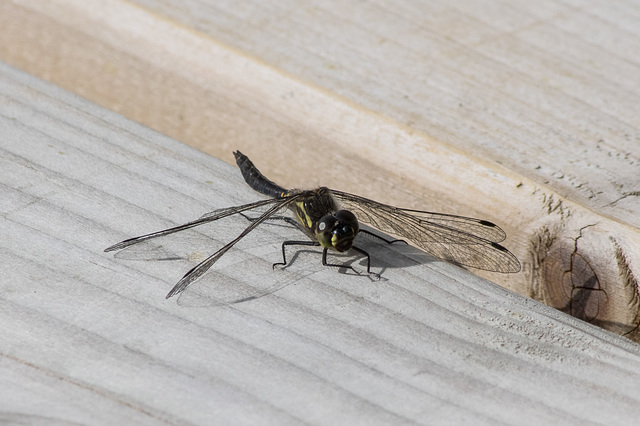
315 209 360 252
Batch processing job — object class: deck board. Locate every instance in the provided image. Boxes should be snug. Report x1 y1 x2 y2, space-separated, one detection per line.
2 61 640 424
3 3 640 336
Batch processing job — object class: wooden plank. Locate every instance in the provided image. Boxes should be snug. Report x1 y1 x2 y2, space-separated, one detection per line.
3 60 640 424
1 1 639 337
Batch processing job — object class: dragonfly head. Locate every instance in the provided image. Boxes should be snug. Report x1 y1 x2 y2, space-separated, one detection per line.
315 209 359 252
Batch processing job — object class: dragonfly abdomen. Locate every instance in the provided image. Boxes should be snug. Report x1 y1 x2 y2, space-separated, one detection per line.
234 150 289 198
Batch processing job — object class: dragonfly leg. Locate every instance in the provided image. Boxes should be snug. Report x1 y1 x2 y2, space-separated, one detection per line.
359 229 407 245
274 240 381 280
273 240 320 269
322 246 381 280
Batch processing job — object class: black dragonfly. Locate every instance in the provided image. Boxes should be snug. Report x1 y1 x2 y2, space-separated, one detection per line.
105 151 520 299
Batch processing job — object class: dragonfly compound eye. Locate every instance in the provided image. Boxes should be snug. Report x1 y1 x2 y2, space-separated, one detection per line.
316 215 338 249
330 210 359 252
334 210 359 232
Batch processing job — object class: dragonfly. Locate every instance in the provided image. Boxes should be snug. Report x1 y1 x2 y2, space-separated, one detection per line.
105 150 521 299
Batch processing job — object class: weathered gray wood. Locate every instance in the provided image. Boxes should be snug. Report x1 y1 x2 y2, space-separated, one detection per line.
2 61 640 425
2 0 639 338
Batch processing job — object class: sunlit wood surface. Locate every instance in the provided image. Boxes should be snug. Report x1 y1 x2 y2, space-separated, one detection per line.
2 1 640 340
3 60 640 425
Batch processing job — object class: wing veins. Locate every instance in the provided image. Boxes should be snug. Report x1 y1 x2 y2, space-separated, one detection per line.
332 190 498 243
331 190 520 273
104 198 281 252
165 195 300 298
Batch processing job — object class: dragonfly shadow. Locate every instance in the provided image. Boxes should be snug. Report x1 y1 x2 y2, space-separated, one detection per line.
175 243 402 308
355 227 440 271
111 214 459 308
176 257 323 307
112 229 216 263
276 248 385 281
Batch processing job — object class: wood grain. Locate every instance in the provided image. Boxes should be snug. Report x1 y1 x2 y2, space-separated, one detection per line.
3 1 639 340
3 59 640 424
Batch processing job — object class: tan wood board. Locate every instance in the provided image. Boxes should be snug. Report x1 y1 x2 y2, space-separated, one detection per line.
3 58 640 425
1 1 639 337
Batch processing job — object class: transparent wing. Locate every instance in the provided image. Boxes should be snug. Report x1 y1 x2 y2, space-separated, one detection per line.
164 195 299 298
104 197 282 252
331 190 520 273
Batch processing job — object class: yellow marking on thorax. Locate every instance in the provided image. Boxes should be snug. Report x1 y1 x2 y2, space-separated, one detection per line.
295 201 314 230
